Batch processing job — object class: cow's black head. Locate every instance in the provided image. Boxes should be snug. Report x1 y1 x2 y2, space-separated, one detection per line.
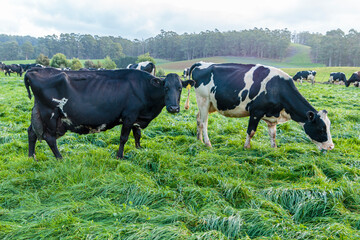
151 73 194 113
346 72 360 87
303 110 334 150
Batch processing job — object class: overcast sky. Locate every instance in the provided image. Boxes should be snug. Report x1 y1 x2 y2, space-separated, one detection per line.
1 0 359 40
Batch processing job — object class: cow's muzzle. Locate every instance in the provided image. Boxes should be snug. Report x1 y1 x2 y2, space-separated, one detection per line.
167 106 180 113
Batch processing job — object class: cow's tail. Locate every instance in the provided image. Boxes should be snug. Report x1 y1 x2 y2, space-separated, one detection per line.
184 63 201 110
24 73 32 99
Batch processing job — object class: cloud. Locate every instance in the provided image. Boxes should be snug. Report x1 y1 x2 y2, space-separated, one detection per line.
1 0 360 39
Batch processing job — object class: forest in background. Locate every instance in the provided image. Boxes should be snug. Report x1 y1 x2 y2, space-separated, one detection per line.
0 28 360 67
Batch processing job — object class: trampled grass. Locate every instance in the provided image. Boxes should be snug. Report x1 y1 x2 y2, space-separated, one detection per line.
0 68 359 239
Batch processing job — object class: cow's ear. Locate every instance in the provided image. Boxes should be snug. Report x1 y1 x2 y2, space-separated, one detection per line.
306 111 316 122
150 78 164 88
182 80 195 88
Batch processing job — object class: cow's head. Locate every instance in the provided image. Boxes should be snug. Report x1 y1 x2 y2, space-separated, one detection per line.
346 72 360 87
303 110 334 151
151 73 194 113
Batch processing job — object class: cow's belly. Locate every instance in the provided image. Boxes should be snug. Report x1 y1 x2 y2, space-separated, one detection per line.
209 93 250 118
262 109 291 124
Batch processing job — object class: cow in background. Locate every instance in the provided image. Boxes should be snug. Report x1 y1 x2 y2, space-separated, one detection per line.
293 70 316 84
4 64 23 77
346 71 360 87
329 72 347 84
20 63 44 72
127 61 156 75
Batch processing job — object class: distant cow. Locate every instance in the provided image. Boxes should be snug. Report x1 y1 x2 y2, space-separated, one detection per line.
187 62 334 151
183 68 190 79
20 63 44 72
293 70 316 84
0 62 5 71
127 61 156 75
346 71 360 87
24 68 194 159
329 72 347 84
4 64 23 77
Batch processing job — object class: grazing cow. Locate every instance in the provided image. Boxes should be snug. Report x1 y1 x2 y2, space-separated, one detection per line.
24 67 194 159
346 71 360 87
329 72 347 84
4 64 23 77
293 70 316 84
20 63 44 72
127 61 156 75
0 62 5 71
187 62 334 151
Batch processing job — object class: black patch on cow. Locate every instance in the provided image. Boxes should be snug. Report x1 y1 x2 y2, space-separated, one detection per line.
212 64 255 111
241 89 248 102
249 66 270 99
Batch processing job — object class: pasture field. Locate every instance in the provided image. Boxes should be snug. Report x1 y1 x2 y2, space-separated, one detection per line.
0 67 359 239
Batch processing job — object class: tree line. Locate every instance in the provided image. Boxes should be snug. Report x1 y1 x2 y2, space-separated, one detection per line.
1 28 360 67
293 28 360 67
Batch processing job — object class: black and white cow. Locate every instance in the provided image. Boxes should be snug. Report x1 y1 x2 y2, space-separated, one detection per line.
4 64 23 77
187 62 334 151
20 63 44 72
328 72 347 84
183 68 190 79
24 67 194 159
0 62 5 71
293 70 316 84
127 61 156 75
345 71 360 87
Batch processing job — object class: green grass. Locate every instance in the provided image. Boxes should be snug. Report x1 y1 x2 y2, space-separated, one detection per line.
0 66 359 239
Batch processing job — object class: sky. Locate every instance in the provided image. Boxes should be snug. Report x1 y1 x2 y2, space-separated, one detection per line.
1 0 359 40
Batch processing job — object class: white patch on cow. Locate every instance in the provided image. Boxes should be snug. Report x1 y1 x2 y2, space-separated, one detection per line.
50 112 54 119
262 109 292 124
137 61 150 69
61 118 73 125
328 76 334 82
126 64 132 69
52 97 68 117
310 110 334 150
198 61 215 69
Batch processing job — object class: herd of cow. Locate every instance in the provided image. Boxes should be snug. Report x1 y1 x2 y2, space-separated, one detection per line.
7 60 339 160
291 69 360 87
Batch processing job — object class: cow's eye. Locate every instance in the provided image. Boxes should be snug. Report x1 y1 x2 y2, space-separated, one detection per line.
178 87 182 91
164 87 169 91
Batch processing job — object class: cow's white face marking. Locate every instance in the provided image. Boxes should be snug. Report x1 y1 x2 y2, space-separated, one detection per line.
310 110 334 150
52 97 68 117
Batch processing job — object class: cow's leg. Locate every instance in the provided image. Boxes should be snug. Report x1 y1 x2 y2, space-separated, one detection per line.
244 115 261 149
43 132 62 159
117 124 132 159
265 121 277 148
28 125 38 159
132 126 141 148
196 95 212 147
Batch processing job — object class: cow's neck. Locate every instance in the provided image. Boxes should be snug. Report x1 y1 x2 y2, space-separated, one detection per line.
283 86 317 124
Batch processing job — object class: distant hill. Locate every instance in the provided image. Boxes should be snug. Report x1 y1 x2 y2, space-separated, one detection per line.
157 43 325 72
